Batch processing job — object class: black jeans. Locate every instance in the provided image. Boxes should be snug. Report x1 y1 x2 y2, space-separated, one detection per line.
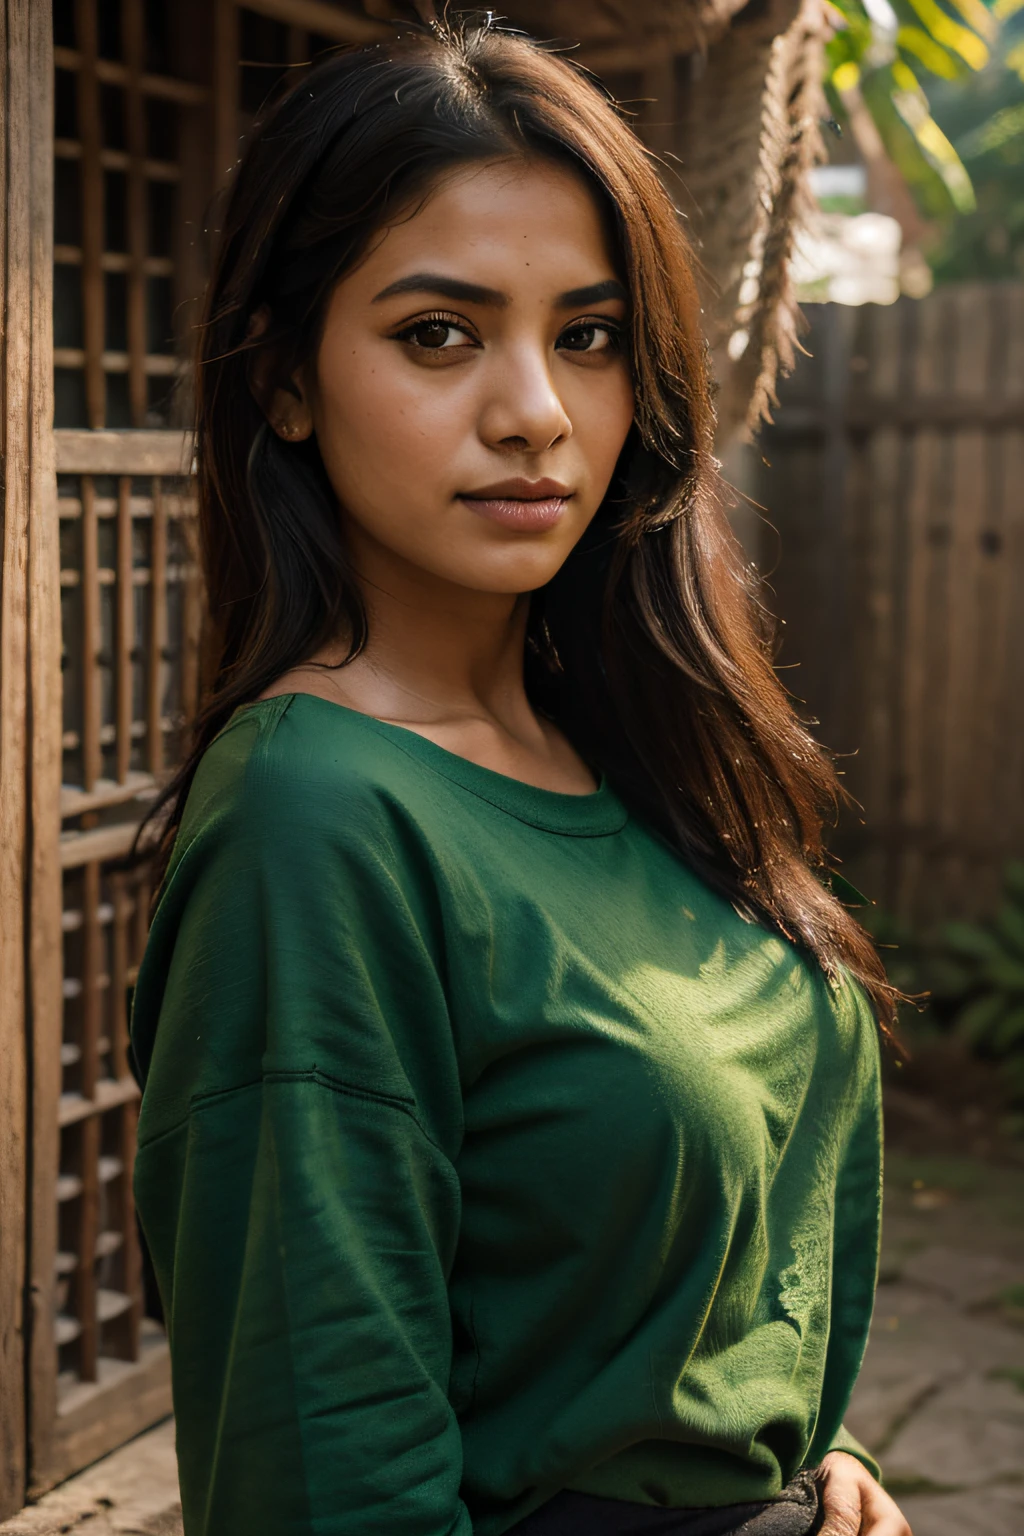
506 1469 824 1536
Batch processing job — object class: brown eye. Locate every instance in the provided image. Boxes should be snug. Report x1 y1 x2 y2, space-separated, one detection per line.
396 317 474 350
557 321 622 354
413 321 453 348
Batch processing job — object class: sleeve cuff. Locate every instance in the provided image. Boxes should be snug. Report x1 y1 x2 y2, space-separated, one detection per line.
823 1423 882 1484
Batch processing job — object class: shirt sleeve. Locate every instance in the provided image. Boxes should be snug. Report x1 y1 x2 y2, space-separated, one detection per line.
131 709 471 1536
806 979 884 1486
824 1424 882 1483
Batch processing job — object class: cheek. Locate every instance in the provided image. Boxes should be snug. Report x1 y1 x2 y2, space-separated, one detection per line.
315 346 466 504
566 366 635 475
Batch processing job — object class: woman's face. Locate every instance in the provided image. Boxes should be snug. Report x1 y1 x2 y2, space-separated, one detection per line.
276 156 635 597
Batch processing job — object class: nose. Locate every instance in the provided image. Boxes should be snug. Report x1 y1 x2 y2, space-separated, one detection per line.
478 343 572 455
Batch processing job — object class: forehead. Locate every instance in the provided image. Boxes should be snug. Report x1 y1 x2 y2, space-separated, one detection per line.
348 156 620 298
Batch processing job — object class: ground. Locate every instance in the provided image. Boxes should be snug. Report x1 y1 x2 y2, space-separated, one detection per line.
844 1079 1024 1536
4 1078 1023 1536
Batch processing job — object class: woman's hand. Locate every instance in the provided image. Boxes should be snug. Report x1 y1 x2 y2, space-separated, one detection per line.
817 1451 912 1535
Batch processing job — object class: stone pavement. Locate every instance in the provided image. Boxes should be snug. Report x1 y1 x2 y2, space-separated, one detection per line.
5 1115 1022 1536
0 1419 180 1535
845 1131 1024 1536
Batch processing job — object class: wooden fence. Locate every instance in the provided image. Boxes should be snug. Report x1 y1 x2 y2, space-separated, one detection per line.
739 285 1024 929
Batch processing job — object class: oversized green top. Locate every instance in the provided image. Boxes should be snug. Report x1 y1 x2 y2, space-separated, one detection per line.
131 693 882 1536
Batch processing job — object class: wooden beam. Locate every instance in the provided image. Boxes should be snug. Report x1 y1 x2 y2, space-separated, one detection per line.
45 1339 171 1491
54 430 194 475
213 0 240 188
60 823 141 871
766 399 1024 433
242 0 384 43
576 39 696 75
53 47 211 104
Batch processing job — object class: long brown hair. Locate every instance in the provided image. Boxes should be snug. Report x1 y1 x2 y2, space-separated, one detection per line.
142 17 896 1029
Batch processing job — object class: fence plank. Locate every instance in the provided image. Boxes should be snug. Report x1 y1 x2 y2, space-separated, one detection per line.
762 286 1024 926
1001 429 1024 857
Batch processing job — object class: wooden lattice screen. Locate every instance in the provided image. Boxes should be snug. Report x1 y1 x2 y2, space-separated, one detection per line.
39 0 212 1487
27 0 388 1501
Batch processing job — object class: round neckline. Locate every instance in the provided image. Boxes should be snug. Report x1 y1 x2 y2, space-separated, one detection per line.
236 692 628 838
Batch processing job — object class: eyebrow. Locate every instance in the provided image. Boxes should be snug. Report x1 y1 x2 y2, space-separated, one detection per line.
372 272 628 309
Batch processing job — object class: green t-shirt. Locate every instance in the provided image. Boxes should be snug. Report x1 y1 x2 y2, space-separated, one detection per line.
131 693 882 1536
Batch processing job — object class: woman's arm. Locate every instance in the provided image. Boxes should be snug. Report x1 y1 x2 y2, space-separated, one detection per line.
131 711 469 1536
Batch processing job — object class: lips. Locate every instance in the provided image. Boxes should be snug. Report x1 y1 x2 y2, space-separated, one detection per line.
458 477 573 531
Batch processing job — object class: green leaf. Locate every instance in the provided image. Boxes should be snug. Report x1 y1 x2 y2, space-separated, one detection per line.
942 920 1001 960
826 871 872 909
995 902 1024 960
993 1005 1024 1054
891 61 978 210
904 0 990 71
928 956 976 997
1004 861 1024 904
983 955 1024 993
955 990 1011 1045
958 102 1024 159
946 0 998 42
899 25 960 79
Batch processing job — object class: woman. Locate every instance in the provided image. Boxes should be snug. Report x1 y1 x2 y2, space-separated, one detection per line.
130 18 909 1536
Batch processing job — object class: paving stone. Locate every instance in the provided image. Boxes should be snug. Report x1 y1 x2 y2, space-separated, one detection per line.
883 1372 1024 1489
0 1420 181 1536
896 1482 1024 1536
900 1246 1024 1310
862 1284 1024 1377
845 1360 945 1455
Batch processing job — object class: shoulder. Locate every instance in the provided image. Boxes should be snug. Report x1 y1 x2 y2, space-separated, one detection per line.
168 693 441 896
184 694 415 836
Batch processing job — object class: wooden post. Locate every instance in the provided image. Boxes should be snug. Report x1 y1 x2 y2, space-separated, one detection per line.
26 0 62 1496
123 0 149 426
148 480 168 774
214 0 239 190
75 0 105 429
1 0 58 1517
0 0 29 1514
116 478 134 781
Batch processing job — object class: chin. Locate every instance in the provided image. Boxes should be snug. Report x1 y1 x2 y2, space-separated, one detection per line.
447 551 571 595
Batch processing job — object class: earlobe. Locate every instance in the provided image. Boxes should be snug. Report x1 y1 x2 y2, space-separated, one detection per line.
246 309 315 442
268 387 314 442
272 410 314 442
262 375 314 443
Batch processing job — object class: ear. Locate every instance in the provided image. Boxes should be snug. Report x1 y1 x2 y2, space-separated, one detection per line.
246 306 315 444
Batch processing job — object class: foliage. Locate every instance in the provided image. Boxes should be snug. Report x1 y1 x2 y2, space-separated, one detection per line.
825 0 1024 278
929 860 1024 1100
927 1 1024 277
856 901 932 999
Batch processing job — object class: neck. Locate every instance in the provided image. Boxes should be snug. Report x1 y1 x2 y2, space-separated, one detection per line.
323 525 536 737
